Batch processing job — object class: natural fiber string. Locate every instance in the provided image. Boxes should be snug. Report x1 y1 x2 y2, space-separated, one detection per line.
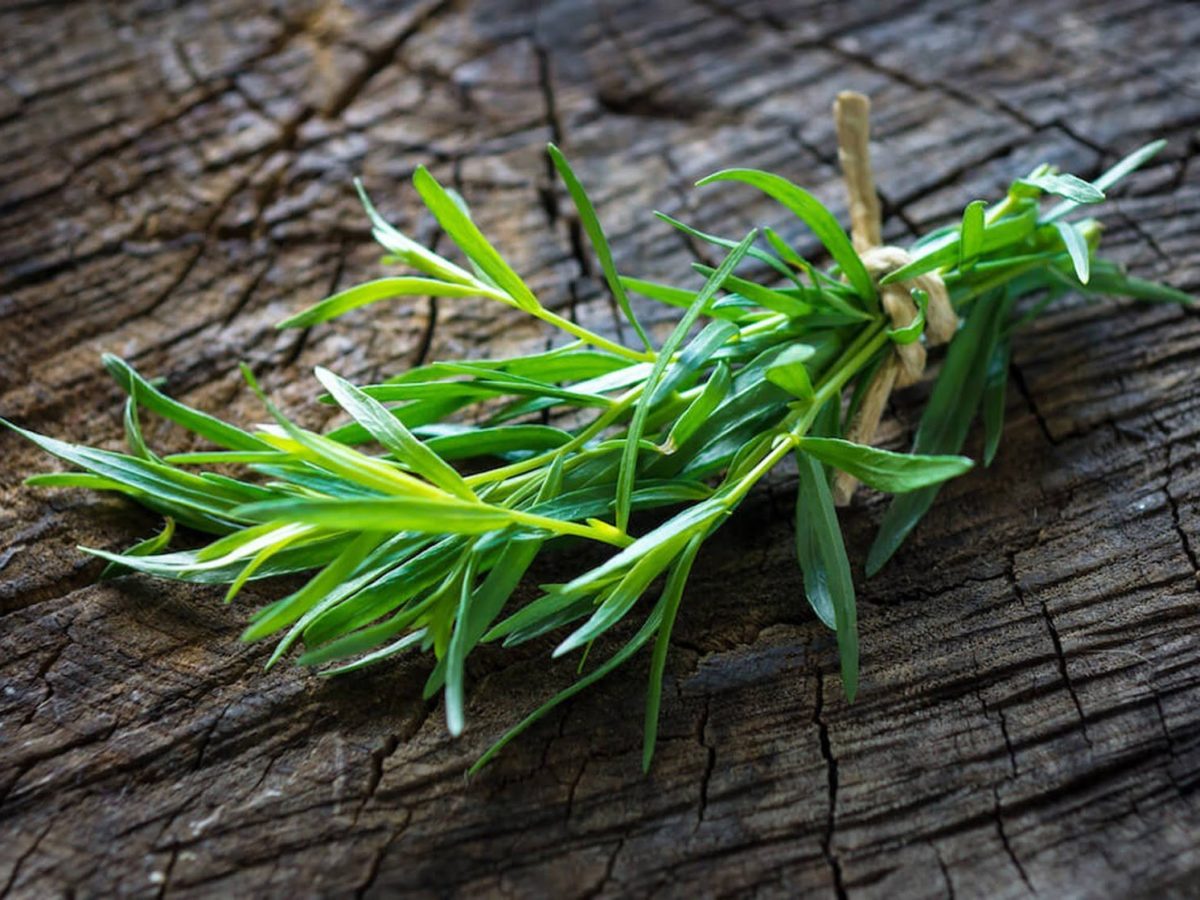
831 91 957 505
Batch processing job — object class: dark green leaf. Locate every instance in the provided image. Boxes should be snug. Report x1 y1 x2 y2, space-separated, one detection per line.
695 169 875 304
664 362 731 452
866 292 1009 575
641 533 703 772
796 437 974 493
548 144 652 349
615 230 756 532
982 338 1011 466
794 449 858 700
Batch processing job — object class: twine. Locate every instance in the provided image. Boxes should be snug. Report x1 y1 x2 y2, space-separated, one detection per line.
830 92 957 506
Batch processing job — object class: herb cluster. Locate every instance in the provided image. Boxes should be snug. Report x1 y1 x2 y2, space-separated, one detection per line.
6 117 1188 770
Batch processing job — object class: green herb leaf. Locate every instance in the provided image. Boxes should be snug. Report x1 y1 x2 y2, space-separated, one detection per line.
886 288 928 346
880 203 1039 285
100 518 176 580
765 344 816 401
1043 140 1166 223
794 449 858 700
959 200 986 270
982 338 1011 466
354 179 477 285
797 437 974 493
315 366 476 500
1020 172 1104 205
642 533 703 772
412 166 542 313
548 144 652 349
696 169 876 304
1053 221 1091 284
279 277 491 329
664 362 731 452
866 292 1009 575
235 496 515 534
103 355 269 452
614 231 757 532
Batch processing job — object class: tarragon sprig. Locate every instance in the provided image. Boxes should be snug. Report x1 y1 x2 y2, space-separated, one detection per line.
6 97 1188 772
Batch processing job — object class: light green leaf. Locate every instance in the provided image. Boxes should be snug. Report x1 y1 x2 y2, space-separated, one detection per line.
1021 172 1104 205
1054 220 1091 284
412 166 542 313
959 200 986 270
100 518 176 580
887 288 928 346
103 355 269 452
279 277 490 329
615 230 756 532
354 179 476 285
314 366 475 500
548 144 652 349
765 344 816 401
1043 140 1166 223
234 496 515 534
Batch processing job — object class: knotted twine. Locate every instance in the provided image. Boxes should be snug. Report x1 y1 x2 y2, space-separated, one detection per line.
830 92 958 505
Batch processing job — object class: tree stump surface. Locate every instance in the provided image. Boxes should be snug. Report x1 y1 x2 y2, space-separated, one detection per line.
2 1 1199 896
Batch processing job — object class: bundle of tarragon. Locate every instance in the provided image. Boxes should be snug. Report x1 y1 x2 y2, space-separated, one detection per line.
6 93 1189 771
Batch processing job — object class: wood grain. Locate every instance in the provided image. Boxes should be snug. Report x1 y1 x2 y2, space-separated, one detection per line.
2 0 1198 896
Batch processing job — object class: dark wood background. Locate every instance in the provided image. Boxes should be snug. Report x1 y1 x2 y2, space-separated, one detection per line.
2 1 1198 896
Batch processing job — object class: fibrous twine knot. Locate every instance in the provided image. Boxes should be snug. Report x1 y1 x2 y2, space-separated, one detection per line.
830 92 958 505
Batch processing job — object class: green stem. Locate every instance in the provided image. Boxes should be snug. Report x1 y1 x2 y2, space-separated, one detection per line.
507 509 632 547
724 319 891 506
533 307 655 363
466 385 644 488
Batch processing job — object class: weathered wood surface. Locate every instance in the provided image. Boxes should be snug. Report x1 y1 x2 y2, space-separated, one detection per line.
2 0 1199 896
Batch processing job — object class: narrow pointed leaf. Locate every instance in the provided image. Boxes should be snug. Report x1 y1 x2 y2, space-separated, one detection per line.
315 366 475 500
1054 221 1091 284
794 449 858 700
696 169 875 304
615 231 756 532
279 278 491 329
412 166 542 313
642 533 702 772
548 144 652 349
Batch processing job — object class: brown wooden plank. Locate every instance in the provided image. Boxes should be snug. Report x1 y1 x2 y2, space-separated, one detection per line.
2 0 1198 896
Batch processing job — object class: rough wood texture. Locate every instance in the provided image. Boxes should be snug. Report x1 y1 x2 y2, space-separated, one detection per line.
2 1 1199 896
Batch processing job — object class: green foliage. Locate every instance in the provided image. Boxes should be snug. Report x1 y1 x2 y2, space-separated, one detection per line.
6 134 1189 772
